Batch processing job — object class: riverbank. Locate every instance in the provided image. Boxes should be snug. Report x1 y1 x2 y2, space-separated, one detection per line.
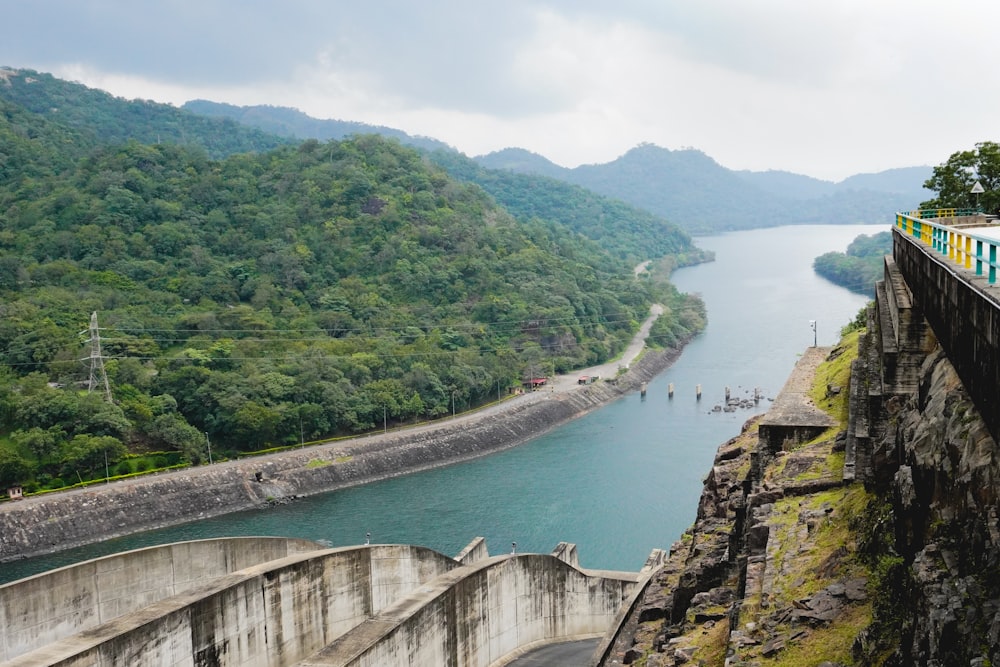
0 320 685 563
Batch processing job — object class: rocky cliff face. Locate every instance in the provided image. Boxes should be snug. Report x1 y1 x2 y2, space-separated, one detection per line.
599 342 872 666
861 344 1000 666
600 296 1000 666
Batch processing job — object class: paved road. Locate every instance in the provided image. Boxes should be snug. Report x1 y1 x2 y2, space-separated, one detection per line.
506 638 600 666
546 303 664 393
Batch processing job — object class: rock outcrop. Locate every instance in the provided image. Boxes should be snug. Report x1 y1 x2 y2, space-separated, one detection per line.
599 254 1000 666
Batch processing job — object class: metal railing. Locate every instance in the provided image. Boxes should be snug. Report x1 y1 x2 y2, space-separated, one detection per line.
895 213 999 284
903 207 982 219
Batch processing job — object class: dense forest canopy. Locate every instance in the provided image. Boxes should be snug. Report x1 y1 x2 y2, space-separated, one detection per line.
0 68 292 158
0 72 707 491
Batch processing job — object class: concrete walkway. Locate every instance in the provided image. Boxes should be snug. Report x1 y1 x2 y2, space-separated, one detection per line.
505 638 600 666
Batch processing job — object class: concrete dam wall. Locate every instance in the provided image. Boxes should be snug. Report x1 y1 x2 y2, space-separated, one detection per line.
0 537 324 663
3 539 638 667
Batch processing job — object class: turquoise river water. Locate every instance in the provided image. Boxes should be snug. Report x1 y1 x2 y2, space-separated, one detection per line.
0 224 887 583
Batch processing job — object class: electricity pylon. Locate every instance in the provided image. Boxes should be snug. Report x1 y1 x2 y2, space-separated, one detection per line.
85 311 113 403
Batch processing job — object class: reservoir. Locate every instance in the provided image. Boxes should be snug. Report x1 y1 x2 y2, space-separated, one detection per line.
0 224 885 583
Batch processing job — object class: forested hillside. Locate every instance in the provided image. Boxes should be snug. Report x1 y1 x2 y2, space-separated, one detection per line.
182 100 705 265
0 68 291 158
427 150 709 266
165 100 929 233
812 231 892 295
183 100 454 153
0 74 706 492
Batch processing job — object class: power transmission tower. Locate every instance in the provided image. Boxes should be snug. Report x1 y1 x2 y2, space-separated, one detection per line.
85 311 113 403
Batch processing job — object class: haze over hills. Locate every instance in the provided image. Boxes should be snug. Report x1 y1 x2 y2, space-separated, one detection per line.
478 146 932 232
182 100 932 233
182 100 454 154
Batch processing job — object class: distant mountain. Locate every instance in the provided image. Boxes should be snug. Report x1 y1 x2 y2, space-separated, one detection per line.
8 67 929 235
182 101 699 264
176 101 932 233
734 170 838 200
477 144 933 233
182 100 455 154
428 149 705 265
0 68 292 159
737 166 931 202
837 167 932 196
475 147 569 180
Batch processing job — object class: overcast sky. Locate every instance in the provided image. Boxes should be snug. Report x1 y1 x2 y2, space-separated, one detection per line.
2 1 997 181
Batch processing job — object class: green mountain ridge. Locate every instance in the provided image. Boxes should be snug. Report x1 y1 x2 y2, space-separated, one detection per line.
169 100 931 233
0 67 706 490
0 68 292 159
182 100 454 154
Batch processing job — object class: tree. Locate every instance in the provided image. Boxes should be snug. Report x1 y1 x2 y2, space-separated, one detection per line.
922 141 1000 213
148 413 206 463
0 450 32 487
10 426 64 461
59 434 126 477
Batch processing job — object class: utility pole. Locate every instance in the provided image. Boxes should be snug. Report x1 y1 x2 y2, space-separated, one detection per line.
84 312 113 403
205 432 213 465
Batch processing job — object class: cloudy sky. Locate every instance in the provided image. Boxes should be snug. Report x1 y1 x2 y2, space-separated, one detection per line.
2 1 997 181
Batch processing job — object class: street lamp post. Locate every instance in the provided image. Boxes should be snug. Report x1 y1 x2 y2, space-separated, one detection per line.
205 431 213 465
809 320 817 347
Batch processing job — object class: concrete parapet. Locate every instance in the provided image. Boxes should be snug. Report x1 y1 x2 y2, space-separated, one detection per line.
893 227 1000 444
640 548 668 574
551 542 579 567
455 536 489 565
0 536 323 663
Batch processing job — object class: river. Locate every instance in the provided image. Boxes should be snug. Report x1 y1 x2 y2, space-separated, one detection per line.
0 224 886 583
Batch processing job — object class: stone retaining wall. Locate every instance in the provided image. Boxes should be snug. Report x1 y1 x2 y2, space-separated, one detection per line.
0 346 682 563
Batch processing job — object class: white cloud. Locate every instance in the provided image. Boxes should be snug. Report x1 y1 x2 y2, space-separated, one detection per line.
8 1 1000 180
